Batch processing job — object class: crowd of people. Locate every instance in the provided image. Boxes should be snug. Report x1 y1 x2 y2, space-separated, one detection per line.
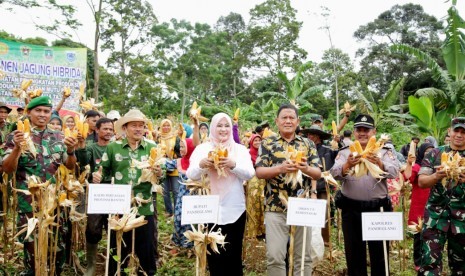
0 92 464 276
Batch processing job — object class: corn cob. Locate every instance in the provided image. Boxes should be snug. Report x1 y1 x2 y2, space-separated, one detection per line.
295 151 303 163
23 118 30 134
17 120 24 132
332 121 337 136
82 123 89 139
64 128 71 138
233 108 240 121
354 140 363 155
147 121 154 132
441 152 449 164
21 79 33 91
63 87 72 97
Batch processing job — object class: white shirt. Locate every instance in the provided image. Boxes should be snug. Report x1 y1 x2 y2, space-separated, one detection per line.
187 142 255 224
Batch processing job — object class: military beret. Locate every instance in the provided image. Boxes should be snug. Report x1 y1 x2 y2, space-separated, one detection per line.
27 96 53 110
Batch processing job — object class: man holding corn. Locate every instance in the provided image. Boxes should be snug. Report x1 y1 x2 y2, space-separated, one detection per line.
92 109 163 276
2 96 78 275
330 114 399 275
255 103 321 276
417 117 465 275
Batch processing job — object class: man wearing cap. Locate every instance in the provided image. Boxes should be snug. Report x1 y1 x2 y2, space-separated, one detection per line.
256 103 321 275
2 96 78 275
302 125 338 244
0 102 12 145
417 118 465 275
92 109 162 276
330 114 399 275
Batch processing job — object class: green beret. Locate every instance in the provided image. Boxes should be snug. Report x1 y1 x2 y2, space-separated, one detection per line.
27 96 53 110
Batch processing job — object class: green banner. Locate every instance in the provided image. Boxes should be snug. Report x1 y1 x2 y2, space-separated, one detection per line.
0 38 87 114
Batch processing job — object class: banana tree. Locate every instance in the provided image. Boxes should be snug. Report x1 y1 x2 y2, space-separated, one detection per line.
408 96 451 141
259 61 329 114
390 0 465 116
357 78 411 131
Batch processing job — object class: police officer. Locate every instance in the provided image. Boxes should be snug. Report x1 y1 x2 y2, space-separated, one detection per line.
330 114 399 275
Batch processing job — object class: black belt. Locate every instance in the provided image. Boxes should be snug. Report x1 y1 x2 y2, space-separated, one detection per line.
337 192 392 211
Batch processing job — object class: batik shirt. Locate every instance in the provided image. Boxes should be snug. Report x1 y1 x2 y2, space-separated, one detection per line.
255 134 320 212
100 138 155 216
419 145 465 233
2 129 69 213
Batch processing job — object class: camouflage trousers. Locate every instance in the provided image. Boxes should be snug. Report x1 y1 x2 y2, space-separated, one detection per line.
18 212 68 275
418 227 465 275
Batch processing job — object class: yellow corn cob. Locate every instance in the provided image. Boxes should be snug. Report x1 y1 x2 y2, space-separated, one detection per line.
181 131 186 140
21 79 33 91
150 147 157 160
64 128 71 138
295 151 303 163
23 118 30 134
58 192 68 204
332 121 337 136
63 87 71 97
441 152 448 164
354 140 363 154
17 120 24 132
233 108 240 121
147 121 154 132
192 101 198 109
82 123 89 139
223 149 228 158
365 136 377 152
349 143 356 153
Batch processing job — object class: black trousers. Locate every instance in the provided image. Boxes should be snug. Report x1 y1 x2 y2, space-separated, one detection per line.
340 195 392 276
109 215 156 276
207 212 246 276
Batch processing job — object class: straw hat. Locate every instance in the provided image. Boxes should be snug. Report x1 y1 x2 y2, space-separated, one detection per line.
114 109 148 134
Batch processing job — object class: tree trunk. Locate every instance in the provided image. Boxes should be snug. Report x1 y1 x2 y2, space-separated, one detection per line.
93 0 103 100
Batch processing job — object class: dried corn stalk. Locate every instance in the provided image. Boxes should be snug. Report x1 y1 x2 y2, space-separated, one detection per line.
208 144 229 177
184 224 226 276
182 174 211 195
284 145 304 189
189 101 209 124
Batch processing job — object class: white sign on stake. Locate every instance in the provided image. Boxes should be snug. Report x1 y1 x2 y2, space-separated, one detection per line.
87 184 132 214
181 195 220 225
286 197 327 227
362 212 404 241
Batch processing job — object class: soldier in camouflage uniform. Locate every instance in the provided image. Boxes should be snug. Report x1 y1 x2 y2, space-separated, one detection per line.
92 109 162 276
417 117 465 275
256 104 321 276
2 96 77 275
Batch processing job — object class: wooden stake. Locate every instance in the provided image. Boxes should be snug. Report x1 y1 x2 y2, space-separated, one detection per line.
380 206 389 276
300 226 307 276
288 225 296 276
105 177 115 276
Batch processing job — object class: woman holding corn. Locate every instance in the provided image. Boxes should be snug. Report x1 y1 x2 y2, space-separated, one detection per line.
187 112 255 275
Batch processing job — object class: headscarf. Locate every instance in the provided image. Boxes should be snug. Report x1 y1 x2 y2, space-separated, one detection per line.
209 113 235 151
182 123 193 138
180 138 195 171
199 122 209 132
207 113 237 199
159 119 175 140
416 142 434 165
62 115 75 129
248 134 261 166
424 136 438 148
49 113 62 125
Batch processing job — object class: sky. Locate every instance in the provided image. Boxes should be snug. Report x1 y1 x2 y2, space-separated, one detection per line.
0 0 460 64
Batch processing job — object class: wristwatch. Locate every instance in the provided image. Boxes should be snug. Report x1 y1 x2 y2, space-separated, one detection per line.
310 189 317 195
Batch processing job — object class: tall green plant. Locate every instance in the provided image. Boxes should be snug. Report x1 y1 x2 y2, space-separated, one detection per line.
408 96 450 141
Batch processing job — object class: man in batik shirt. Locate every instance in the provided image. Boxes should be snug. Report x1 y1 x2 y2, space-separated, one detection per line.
2 96 77 275
418 117 465 275
256 103 321 276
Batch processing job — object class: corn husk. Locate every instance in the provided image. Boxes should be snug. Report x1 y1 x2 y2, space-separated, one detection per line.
181 174 210 195
408 141 416 158
11 79 33 100
189 101 209 124
283 145 304 189
322 171 340 189
440 151 465 187
348 135 389 178
184 224 227 276
79 98 103 112
132 145 167 192
17 118 37 158
339 101 357 114
262 127 276 138
208 144 229 177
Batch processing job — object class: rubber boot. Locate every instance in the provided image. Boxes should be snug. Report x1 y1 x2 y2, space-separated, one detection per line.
85 243 98 276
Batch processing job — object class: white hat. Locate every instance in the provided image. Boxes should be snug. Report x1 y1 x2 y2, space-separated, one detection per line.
114 109 148 134
107 110 121 121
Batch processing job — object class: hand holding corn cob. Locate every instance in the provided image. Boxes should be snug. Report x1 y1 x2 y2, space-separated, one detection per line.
207 144 230 177
438 152 465 187
16 118 37 157
348 135 387 178
133 145 167 191
283 145 304 189
189 101 209 124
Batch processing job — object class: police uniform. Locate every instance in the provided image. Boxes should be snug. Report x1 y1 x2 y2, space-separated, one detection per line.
330 114 400 276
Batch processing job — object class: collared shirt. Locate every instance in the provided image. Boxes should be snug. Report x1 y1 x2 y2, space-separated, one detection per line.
418 146 465 233
330 147 399 201
2 128 69 213
85 131 98 147
187 141 255 224
255 134 320 213
100 138 155 215
77 143 107 178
